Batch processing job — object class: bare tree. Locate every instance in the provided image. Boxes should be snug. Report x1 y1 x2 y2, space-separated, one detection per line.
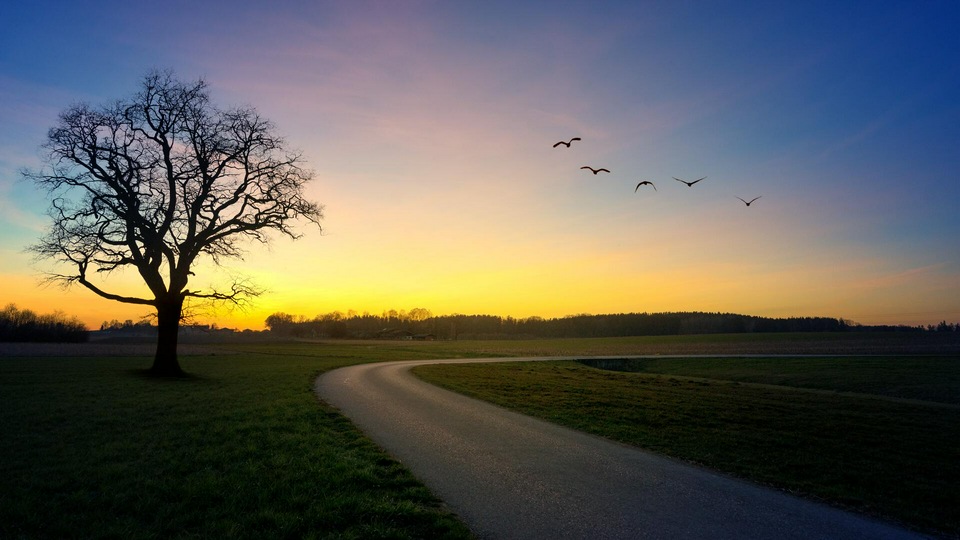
25 70 323 375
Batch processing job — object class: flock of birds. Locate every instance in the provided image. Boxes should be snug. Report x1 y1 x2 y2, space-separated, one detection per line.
553 137 761 207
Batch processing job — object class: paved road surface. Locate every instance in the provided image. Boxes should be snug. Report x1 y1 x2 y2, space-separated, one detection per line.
315 357 927 539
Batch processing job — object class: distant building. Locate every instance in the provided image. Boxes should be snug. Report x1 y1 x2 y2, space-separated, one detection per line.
375 328 415 340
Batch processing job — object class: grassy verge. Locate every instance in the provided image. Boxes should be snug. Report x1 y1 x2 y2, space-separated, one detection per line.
0 343 475 539
413 357 960 537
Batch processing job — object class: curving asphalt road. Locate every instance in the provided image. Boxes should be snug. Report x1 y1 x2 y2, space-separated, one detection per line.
315 357 928 539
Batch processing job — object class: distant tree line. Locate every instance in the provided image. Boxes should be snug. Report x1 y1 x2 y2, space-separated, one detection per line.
0 304 89 343
263 309 945 340
7 302 953 344
926 321 960 333
100 319 157 332
96 320 258 343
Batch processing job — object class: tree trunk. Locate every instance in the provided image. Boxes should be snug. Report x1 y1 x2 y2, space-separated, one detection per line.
151 297 185 376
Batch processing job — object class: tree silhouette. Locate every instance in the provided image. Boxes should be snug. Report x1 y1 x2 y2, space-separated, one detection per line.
0 304 88 343
26 71 323 375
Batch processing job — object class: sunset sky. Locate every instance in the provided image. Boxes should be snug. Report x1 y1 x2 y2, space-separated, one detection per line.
2 1 959 330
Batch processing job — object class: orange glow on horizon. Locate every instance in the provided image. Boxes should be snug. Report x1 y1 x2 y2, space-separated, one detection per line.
4 245 958 331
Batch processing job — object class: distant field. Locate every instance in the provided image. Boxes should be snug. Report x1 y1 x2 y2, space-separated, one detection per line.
2 334 958 538
413 354 960 537
580 355 960 404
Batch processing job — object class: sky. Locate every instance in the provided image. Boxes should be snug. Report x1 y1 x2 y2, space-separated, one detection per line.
2 1 959 330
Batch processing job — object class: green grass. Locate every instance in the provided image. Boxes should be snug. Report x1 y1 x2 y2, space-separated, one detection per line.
413 357 960 537
0 343 476 539
579 356 960 404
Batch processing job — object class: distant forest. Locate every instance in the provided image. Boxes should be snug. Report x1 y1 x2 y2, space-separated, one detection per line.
5 303 957 343
0 304 89 343
263 310 957 340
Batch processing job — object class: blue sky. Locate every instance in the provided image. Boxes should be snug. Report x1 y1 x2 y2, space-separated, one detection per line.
2 1 959 329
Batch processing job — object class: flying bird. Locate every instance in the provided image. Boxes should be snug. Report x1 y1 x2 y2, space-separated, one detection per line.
635 181 657 192
736 196 761 206
553 137 581 148
673 176 706 187
581 166 610 175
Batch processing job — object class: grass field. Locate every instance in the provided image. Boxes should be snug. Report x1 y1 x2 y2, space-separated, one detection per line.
413 355 960 537
580 355 960 404
2 334 958 538
0 343 477 539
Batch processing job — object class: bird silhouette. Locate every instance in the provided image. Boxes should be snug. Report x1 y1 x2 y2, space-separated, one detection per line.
673 176 706 187
553 137 581 148
635 181 657 192
736 196 761 206
581 166 610 175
